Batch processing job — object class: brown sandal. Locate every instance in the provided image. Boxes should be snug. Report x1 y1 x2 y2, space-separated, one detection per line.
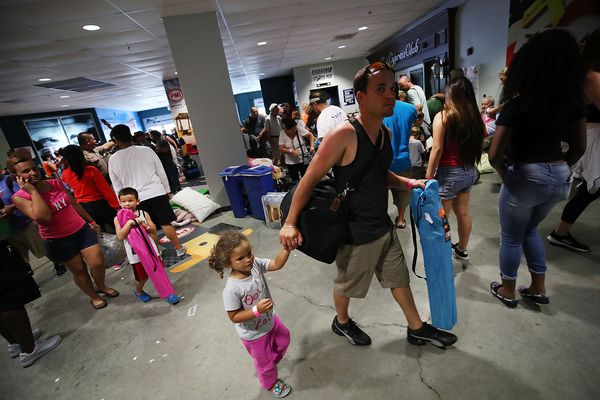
95 288 120 298
90 299 107 309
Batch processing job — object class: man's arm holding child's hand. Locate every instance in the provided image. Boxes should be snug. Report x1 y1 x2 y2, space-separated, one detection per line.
227 299 273 323
268 248 292 271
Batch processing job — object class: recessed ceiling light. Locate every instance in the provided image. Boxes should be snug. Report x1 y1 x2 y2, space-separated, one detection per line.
59 95 70 98
338 45 346 49
135 94 143 96
83 24 100 31
38 78 51 82
358 26 368 31
61 105 70 107
259 73 265 76
174 71 178 75
257 41 267 46
325 57 332 60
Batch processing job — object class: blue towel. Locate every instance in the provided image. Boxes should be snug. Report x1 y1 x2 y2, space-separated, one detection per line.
410 179 457 330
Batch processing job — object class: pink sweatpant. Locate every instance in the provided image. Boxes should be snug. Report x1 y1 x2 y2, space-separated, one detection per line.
241 315 290 390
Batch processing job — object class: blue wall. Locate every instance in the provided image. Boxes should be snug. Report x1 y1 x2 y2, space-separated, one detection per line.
234 90 263 124
95 107 143 139
137 107 172 131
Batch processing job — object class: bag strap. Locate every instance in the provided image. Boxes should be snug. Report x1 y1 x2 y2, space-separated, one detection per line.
296 132 307 159
346 118 384 191
409 209 426 279
132 218 160 272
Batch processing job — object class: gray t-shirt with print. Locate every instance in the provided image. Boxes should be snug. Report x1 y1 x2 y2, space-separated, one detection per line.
222 257 273 341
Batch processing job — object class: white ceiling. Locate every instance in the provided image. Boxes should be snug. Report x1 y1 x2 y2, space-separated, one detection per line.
0 0 445 116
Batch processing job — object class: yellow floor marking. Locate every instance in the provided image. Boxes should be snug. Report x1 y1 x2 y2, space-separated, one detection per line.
169 228 253 273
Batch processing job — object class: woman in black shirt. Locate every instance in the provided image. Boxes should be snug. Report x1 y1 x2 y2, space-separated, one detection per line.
489 29 586 307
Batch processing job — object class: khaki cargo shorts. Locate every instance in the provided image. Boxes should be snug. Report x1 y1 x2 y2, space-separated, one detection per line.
334 228 410 298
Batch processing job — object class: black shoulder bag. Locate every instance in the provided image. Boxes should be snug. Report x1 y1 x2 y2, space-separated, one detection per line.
281 119 383 264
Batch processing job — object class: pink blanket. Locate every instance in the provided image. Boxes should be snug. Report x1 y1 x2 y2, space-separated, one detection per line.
117 209 175 299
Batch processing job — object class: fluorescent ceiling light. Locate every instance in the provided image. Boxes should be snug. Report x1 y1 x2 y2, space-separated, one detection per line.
325 57 332 60
61 105 70 107
257 41 267 46
338 45 346 49
59 95 70 98
358 26 368 31
38 78 51 82
83 25 100 31
259 73 265 76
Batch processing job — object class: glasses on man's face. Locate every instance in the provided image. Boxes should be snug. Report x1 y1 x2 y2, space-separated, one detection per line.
366 61 394 74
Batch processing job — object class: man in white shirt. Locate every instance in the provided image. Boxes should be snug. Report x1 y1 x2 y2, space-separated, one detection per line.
398 75 431 125
310 91 347 139
109 125 186 257
258 104 283 165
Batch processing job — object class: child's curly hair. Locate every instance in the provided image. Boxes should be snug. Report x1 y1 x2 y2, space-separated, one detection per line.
208 231 249 279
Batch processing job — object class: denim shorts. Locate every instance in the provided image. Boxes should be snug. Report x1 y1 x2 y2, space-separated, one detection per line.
43 224 98 263
435 165 477 200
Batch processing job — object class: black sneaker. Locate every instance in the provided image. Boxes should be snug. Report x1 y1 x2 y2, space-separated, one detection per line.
331 316 372 346
54 264 67 277
407 322 457 349
547 231 591 252
452 243 469 261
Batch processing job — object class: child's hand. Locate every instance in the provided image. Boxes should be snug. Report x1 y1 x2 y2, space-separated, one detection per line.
257 298 273 314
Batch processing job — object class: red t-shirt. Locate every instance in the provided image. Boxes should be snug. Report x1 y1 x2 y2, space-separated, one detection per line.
13 179 86 239
61 166 119 209
439 134 461 167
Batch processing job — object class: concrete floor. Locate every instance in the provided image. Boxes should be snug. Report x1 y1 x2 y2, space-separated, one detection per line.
2 173 599 400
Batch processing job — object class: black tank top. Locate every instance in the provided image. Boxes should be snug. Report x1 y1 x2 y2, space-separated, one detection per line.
333 119 393 245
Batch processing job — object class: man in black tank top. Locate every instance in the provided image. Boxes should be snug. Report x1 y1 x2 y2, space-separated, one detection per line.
280 63 457 349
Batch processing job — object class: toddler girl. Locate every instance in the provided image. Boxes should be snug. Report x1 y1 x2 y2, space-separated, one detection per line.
208 231 292 398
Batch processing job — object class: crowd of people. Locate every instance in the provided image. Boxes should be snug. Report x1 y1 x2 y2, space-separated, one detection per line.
0 27 597 399
0 124 189 368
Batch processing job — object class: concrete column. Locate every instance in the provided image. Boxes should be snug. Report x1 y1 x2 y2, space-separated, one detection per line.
163 12 245 206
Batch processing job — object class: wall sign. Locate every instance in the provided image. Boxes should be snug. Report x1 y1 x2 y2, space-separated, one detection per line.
385 39 421 66
310 65 334 86
343 88 355 106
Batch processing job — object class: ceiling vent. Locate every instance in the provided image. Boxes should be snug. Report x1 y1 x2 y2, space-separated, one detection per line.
332 33 357 41
34 77 115 92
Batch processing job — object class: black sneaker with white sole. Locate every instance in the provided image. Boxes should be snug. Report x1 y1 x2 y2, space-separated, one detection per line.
547 231 591 252
331 316 372 346
407 322 457 349
452 243 469 261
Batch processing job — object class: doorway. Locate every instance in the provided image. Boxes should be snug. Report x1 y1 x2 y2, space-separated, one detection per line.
309 86 340 107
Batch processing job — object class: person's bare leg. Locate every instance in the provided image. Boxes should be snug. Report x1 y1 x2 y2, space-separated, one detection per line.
554 220 572 237
497 278 516 299
62 254 104 305
528 272 546 295
390 287 423 330
0 307 35 353
452 192 472 251
135 276 148 294
162 224 182 250
0 306 35 353
80 245 114 294
333 293 351 324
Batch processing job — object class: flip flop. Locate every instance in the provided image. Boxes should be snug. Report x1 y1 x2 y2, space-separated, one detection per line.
518 286 550 305
95 288 120 298
490 281 518 308
90 299 107 309
395 221 406 229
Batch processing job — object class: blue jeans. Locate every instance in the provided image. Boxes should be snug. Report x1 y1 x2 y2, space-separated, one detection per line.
499 162 571 280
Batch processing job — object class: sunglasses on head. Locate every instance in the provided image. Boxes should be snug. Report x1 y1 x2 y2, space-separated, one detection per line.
366 61 394 74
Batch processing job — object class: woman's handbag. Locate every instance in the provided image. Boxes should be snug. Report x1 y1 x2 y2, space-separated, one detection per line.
281 120 383 263
295 132 313 165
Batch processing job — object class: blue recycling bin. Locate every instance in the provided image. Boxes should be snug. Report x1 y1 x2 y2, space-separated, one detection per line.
240 166 276 221
219 165 250 218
